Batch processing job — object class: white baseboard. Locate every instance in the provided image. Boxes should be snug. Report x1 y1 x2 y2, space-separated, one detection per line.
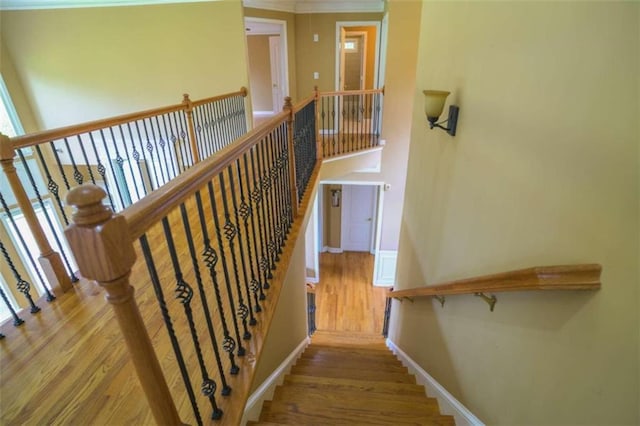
386 339 484 426
322 246 343 254
373 250 397 287
253 111 275 117
242 337 310 425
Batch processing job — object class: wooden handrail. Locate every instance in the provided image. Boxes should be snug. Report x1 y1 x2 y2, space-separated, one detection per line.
388 264 602 299
319 88 385 97
190 87 247 108
122 97 315 242
8 88 247 150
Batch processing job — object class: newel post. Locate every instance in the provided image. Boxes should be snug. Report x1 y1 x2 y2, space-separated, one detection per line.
313 86 322 161
65 185 183 426
182 94 201 165
0 133 72 293
283 97 299 217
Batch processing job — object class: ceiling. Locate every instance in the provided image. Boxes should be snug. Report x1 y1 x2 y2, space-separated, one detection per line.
0 0 385 12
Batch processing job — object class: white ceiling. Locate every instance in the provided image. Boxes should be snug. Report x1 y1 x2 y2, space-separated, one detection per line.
0 0 384 13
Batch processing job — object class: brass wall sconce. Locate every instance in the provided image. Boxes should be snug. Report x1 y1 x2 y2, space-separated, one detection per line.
330 189 341 207
423 90 459 136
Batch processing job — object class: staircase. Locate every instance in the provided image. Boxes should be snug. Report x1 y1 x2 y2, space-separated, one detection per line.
249 331 455 425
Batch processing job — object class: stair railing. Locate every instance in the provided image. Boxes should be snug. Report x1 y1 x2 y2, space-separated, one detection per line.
317 87 384 158
64 95 319 425
0 88 248 297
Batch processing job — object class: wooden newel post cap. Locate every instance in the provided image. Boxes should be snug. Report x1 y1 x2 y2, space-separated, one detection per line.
66 184 112 227
240 86 248 97
0 133 15 162
283 96 293 111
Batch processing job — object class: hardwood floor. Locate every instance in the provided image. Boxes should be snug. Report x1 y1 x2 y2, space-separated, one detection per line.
314 252 388 334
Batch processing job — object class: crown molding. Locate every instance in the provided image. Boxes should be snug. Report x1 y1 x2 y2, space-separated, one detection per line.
243 0 384 14
0 0 221 11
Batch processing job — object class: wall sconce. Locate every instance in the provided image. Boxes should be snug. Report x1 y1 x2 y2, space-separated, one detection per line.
423 90 459 136
330 189 341 207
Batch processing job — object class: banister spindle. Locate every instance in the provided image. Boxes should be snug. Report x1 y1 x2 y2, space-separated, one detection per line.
283 97 299 218
0 133 72 293
64 184 183 426
314 86 322 161
182 94 200 164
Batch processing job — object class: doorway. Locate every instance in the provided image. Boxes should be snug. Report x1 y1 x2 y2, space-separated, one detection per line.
244 18 289 126
335 21 381 92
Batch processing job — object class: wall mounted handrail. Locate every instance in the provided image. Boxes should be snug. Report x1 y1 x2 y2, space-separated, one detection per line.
389 264 601 311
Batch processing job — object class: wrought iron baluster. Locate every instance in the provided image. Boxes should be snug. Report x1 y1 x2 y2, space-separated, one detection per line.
227 163 259 323
131 121 157 192
208 182 246 356
139 234 203 426
0 280 23 327
177 111 193 167
0 239 40 313
193 106 208 160
16 150 78 282
87 132 115 211
0 192 55 302
279 122 294 232
273 125 288 246
154 115 178 181
103 128 129 209
248 146 271 289
195 190 239 375
75 134 97 185
127 122 153 194
257 136 278 268
161 215 223 421
62 137 84 185
268 128 284 254
117 125 143 202
374 92 381 145
34 145 69 225
49 141 72 193
142 119 166 187
203 103 218 155
218 171 253 338
240 152 265 306
179 202 231 395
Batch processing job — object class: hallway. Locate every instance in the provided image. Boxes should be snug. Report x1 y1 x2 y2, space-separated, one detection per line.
314 252 388 334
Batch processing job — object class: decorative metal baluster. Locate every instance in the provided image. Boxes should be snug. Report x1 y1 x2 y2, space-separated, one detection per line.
141 119 166 187
161 216 223 421
374 92 382 145
159 115 179 178
139 234 203 426
239 153 265 308
227 164 258 323
177 111 193 167
201 104 216 156
34 145 69 225
62 137 84 185
49 141 73 193
278 123 294 233
254 142 275 279
87 132 116 211
180 202 231 395
0 240 40 314
208 182 246 355
126 122 152 195
220 100 233 148
307 291 316 335
102 128 129 209
75 134 97 186
131 122 157 192
196 190 240 375
193 106 208 160
0 192 55 302
208 102 222 153
154 116 178 181
267 131 284 256
171 112 190 171
0 281 23 327
270 126 286 250
382 293 392 337
117 125 143 202
16 150 78 282
257 137 278 269
248 146 271 290
230 97 242 141
218 171 252 338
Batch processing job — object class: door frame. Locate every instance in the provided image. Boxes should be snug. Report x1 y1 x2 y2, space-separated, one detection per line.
340 31 367 91
335 21 381 92
244 17 290 113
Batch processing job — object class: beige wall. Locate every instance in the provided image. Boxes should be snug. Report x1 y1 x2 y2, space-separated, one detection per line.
294 12 382 98
247 35 274 112
244 7 298 103
1 2 248 129
391 1 640 424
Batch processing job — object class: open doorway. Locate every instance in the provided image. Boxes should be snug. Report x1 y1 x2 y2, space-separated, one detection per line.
244 18 289 127
335 22 381 92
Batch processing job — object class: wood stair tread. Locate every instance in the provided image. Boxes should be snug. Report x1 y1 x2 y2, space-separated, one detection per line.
294 358 407 373
303 346 400 358
289 364 416 383
273 383 437 404
283 374 426 395
260 400 455 425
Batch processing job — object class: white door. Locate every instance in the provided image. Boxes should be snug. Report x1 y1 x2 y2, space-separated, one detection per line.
341 185 376 252
269 36 283 112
